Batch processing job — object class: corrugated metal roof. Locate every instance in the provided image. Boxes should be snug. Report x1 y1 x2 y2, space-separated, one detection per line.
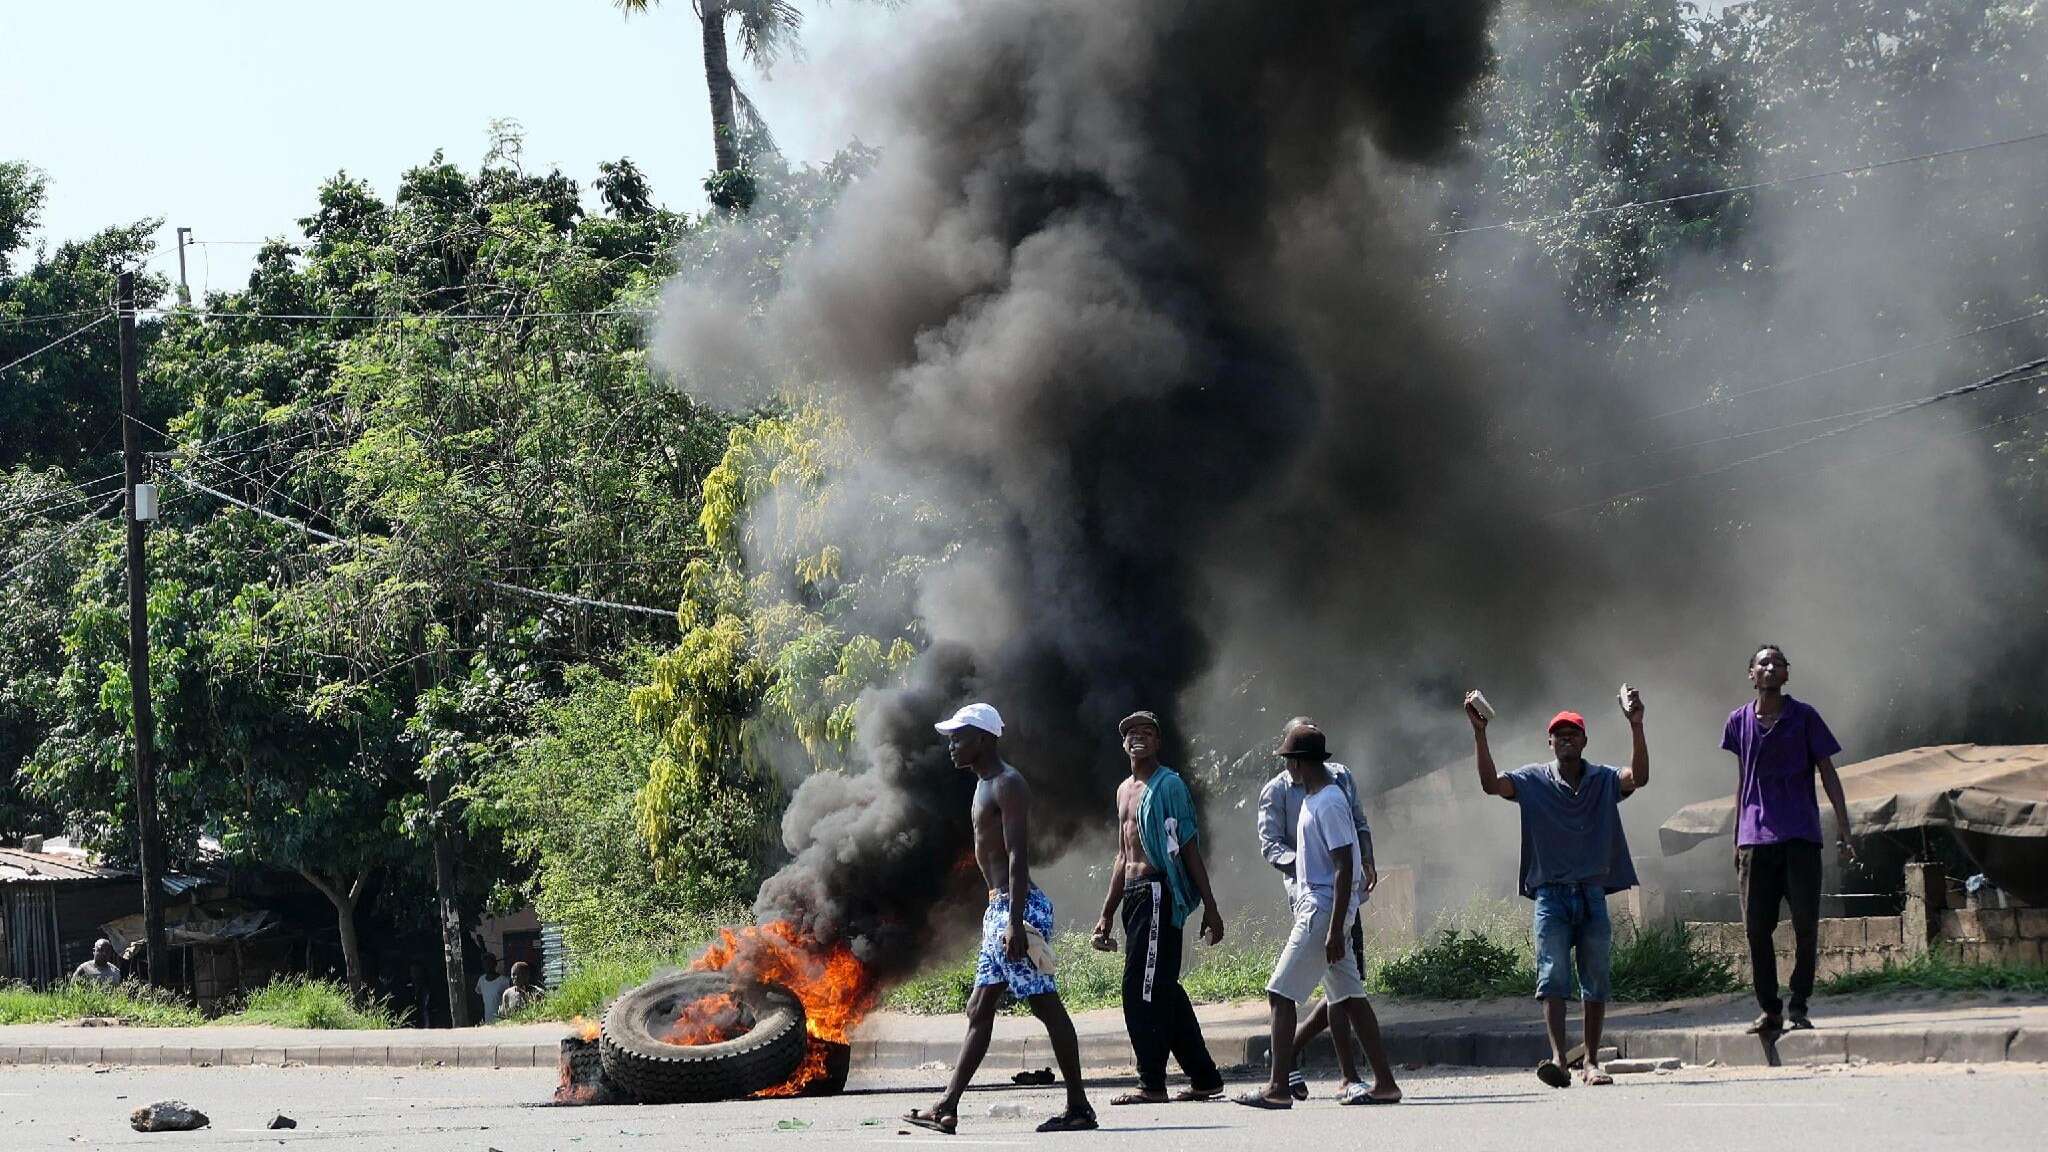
0 847 210 892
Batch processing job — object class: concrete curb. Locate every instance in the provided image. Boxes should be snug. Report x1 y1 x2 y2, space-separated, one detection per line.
4 1025 2043 1072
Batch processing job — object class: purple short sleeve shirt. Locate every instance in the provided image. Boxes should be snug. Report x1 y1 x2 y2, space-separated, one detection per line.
1722 696 1842 846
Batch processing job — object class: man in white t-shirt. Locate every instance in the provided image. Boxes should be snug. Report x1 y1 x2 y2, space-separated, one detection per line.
72 939 124 985
475 954 512 1025
1235 725 1401 1110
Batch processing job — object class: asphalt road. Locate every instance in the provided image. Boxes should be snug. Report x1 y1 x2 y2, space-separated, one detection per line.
1 1061 2040 1151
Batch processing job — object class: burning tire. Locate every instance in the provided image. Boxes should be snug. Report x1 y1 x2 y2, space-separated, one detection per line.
599 971 808 1103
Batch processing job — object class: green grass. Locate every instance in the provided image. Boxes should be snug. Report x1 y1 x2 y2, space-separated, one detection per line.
0 979 206 1026
1818 949 2048 996
885 924 1284 1016
226 977 402 1029
1609 922 1741 1001
1379 929 1538 999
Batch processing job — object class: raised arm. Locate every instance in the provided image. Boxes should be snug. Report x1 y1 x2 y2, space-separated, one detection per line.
1619 687 1648 795
1466 691 1515 800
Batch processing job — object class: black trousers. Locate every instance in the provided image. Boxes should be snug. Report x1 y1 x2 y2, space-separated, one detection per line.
1122 877 1222 1092
1739 840 1823 1016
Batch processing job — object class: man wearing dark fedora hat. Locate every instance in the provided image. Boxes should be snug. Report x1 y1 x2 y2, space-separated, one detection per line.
1236 724 1401 1110
1465 687 1648 1089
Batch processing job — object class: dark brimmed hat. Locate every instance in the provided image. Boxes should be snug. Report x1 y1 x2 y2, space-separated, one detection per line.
1277 725 1331 761
1119 710 1162 736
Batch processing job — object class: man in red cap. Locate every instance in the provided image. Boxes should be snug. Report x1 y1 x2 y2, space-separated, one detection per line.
1464 688 1648 1089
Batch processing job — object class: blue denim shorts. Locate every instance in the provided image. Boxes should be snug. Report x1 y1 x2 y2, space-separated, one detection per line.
1532 883 1612 1002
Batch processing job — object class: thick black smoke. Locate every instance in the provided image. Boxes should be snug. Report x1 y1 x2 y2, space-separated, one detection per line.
662 0 1499 976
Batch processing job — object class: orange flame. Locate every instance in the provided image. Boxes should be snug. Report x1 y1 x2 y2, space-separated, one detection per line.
659 992 752 1046
694 920 877 1095
569 1016 600 1042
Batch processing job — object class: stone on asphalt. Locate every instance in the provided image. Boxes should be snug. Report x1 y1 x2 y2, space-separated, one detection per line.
268 1113 298 1129
129 1100 210 1132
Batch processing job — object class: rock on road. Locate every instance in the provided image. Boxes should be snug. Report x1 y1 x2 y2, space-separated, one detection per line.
0 1062 2041 1150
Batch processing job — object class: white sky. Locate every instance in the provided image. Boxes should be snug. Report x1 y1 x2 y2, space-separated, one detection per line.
1 0 909 295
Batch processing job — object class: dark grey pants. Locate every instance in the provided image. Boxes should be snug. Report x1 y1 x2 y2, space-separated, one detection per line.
1739 839 1823 1016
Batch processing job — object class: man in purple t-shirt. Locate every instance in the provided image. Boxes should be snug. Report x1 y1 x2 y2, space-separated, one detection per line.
1722 644 1855 1033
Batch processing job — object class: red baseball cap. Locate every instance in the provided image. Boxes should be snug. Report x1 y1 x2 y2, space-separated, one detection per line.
1547 711 1587 735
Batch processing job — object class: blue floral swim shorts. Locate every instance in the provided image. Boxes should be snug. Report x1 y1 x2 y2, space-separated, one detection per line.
974 885 1057 998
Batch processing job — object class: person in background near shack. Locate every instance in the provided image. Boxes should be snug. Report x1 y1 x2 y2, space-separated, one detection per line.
1724 644 1855 1034
1256 715 1379 1100
1465 688 1647 1088
1236 724 1401 1110
499 961 544 1018
1089 710 1228 1105
905 703 1097 1135
477 954 512 1025
72 938 123 985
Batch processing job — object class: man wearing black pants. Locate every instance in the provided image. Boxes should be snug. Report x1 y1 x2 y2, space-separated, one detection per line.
1093 711 1227 1104
1722 645 1857 1032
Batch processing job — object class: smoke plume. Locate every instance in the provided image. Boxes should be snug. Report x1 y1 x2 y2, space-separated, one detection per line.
662 0 2048 968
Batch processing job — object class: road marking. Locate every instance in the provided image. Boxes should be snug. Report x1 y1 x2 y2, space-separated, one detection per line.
1663 1102 1848 1108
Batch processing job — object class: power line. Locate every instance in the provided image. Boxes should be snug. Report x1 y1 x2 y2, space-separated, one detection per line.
0 493 123 585
1436 127 2048 237
129 413 328 525
1638 304 2048 425
137 306 656 323
163 470 677 621
0 478 128 534
0 313 114 376
1552 355 2048 517
0 308 109 330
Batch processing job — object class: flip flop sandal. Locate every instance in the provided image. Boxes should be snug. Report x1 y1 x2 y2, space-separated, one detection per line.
1012 1068 1057 1085
1746 1013 1783 1035
1584 1069 1614 1086
1536 1060 1571 1089
1110 1091 1169 1106
1173 1085 1225 1102
1289 1081 1309 1101
1785 1014 1814 1031
1035 1109 1099 1132
1231 1091 1294 1110
1338 1085 1403 1106
904 1108 957 1135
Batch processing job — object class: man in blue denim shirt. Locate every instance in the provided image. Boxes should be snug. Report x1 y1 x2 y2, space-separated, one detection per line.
1465 689 1648 1089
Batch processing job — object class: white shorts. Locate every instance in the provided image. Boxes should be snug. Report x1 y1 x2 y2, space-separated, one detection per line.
1267 898 1366 1005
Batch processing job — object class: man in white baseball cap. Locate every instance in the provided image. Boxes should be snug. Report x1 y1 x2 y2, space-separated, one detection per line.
907 702 1097 1135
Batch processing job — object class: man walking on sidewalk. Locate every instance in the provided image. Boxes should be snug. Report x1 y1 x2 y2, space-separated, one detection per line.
1090 710 1228 1105
1724 645 1856 1034
1236 724 1401 1110
905 703 1097 1135
1256 716 1379 1100
1466 688 1648 1088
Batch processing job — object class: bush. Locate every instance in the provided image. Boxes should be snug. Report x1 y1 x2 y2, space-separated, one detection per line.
227 977 402 1029
1379 929 1537 999
1819 949 2048 996
1608 922 1740 1001
0 979 205 1026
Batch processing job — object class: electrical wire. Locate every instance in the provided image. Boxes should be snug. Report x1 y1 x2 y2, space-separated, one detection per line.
0 479 129 534
1550 354 2048 517
1637 304 2048 425
137 307 655 323
0 308 109 330
0 493 123 585
1435 127 2048 237
163 471 677 621
0 313 113 376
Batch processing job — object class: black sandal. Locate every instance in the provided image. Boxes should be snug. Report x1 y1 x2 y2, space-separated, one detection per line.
904 1107 957 1135
1035 1107 1099 1132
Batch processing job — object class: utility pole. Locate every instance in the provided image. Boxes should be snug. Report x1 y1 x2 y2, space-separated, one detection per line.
118 271 168 987
174 228 192 306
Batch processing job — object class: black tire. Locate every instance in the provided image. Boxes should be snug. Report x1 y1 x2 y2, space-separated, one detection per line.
599 970 808 1103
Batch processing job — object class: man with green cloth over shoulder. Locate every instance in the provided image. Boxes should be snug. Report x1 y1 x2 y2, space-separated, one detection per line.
1092 710 1228 1104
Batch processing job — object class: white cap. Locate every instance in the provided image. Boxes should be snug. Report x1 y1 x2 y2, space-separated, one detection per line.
934 702 1004 738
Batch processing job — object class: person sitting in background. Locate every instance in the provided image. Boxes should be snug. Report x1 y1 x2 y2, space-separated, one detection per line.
72 939 123 985
1465 687 1648 1089
476 954 512 1025
499 961 544 1017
